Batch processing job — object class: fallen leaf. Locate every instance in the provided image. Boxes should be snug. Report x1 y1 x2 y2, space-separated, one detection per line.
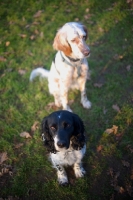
30 35 36 40
105 125 118 134
114 186 125 194
112 104 120 112
122 160 130 167
34 29 39 35
126 145 133 153
94 83 103 88
69 99 74 105
27 51 33 56
0 152 8 164
19 34 27 38
85 8 89 12
20 132 32 138
33 10 42 18
5 41 10 46
32 21 40 25
115 133 123 141
84 14 91 20
45 102 58 111
107 167 114 177
0 56 6 62
126 65 131 71
97 145 103 152
18 69 26 75
14 143 24 149
31 121 39 132
40 31 44 38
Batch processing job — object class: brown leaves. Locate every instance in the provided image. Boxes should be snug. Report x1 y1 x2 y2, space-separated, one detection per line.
94 83 103 88
0 56 6 62
97 145 103 152
19 121 39 139
33 10 42 18
105 125 118 135
0 152 8 164
122 160 130 168
107 168 125 194
5 41 10 46
31 121 39 133
0 164 13 177
112 104 121 112
19 34 27 38
18 69 27 75
45 102 59 111
20 132 32 139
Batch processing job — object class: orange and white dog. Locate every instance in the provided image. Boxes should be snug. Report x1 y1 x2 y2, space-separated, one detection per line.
30 22 91 112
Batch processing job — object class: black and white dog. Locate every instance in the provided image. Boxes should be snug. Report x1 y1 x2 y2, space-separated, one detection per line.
41 110 86 185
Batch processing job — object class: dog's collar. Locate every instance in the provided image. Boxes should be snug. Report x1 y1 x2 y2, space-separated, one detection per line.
60 51 83 77
66 56 80 62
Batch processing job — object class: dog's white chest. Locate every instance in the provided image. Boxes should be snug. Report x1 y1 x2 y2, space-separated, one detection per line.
51 150 77 166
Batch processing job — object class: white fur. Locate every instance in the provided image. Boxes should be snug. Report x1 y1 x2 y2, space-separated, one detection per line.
30 22 91 112
50 144 86 185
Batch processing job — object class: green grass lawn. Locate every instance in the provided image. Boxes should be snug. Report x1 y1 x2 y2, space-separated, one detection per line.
0 0 133 199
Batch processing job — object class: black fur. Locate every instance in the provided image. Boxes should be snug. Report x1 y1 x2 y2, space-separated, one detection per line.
41 110 85 153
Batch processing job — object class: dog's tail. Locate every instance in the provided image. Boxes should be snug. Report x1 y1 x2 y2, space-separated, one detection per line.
29 67 49 82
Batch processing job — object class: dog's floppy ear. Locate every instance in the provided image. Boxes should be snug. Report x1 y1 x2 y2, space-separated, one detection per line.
41 117 56 153
71 113 86 150
53 29 72 56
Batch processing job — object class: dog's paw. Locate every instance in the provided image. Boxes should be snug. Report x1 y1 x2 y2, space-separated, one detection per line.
58 177 68 186
63 105 73 112
57 171 68 185
74 167 86 178
82 100 91 109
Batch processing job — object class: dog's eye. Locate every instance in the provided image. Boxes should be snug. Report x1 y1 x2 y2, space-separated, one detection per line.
63 122 70 128
50 126 56 131
71 39 75 42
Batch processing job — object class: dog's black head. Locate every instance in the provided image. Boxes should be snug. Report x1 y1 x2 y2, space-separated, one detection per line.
41 110 85 153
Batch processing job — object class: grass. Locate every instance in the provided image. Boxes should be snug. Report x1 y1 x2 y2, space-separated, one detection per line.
0 0 133 199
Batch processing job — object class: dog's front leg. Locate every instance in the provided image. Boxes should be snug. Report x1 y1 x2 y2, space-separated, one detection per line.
55 164 68 186
79 64 91 109
73 162 86 178
59 79 72 112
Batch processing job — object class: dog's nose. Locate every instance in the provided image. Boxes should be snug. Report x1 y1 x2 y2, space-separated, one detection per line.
84 49 90 56
57 141 66 148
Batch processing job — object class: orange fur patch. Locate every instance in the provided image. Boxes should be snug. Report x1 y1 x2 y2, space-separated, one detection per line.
53 32 72 56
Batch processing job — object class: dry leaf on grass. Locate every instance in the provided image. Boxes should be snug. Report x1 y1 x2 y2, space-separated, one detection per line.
0 56 6 62
105 125 118 134
45 102 58 111
0 152 8 164
33 10 42 18
94 83 103 88
18 69 27 75
19 34 27 38
20 132 32 138
30 35 36 40
14 143 24 149
112 104 120 112
97 145 103 152
122 160 130 167
5 41 10 46
114 186 125 193
31 121 39 132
